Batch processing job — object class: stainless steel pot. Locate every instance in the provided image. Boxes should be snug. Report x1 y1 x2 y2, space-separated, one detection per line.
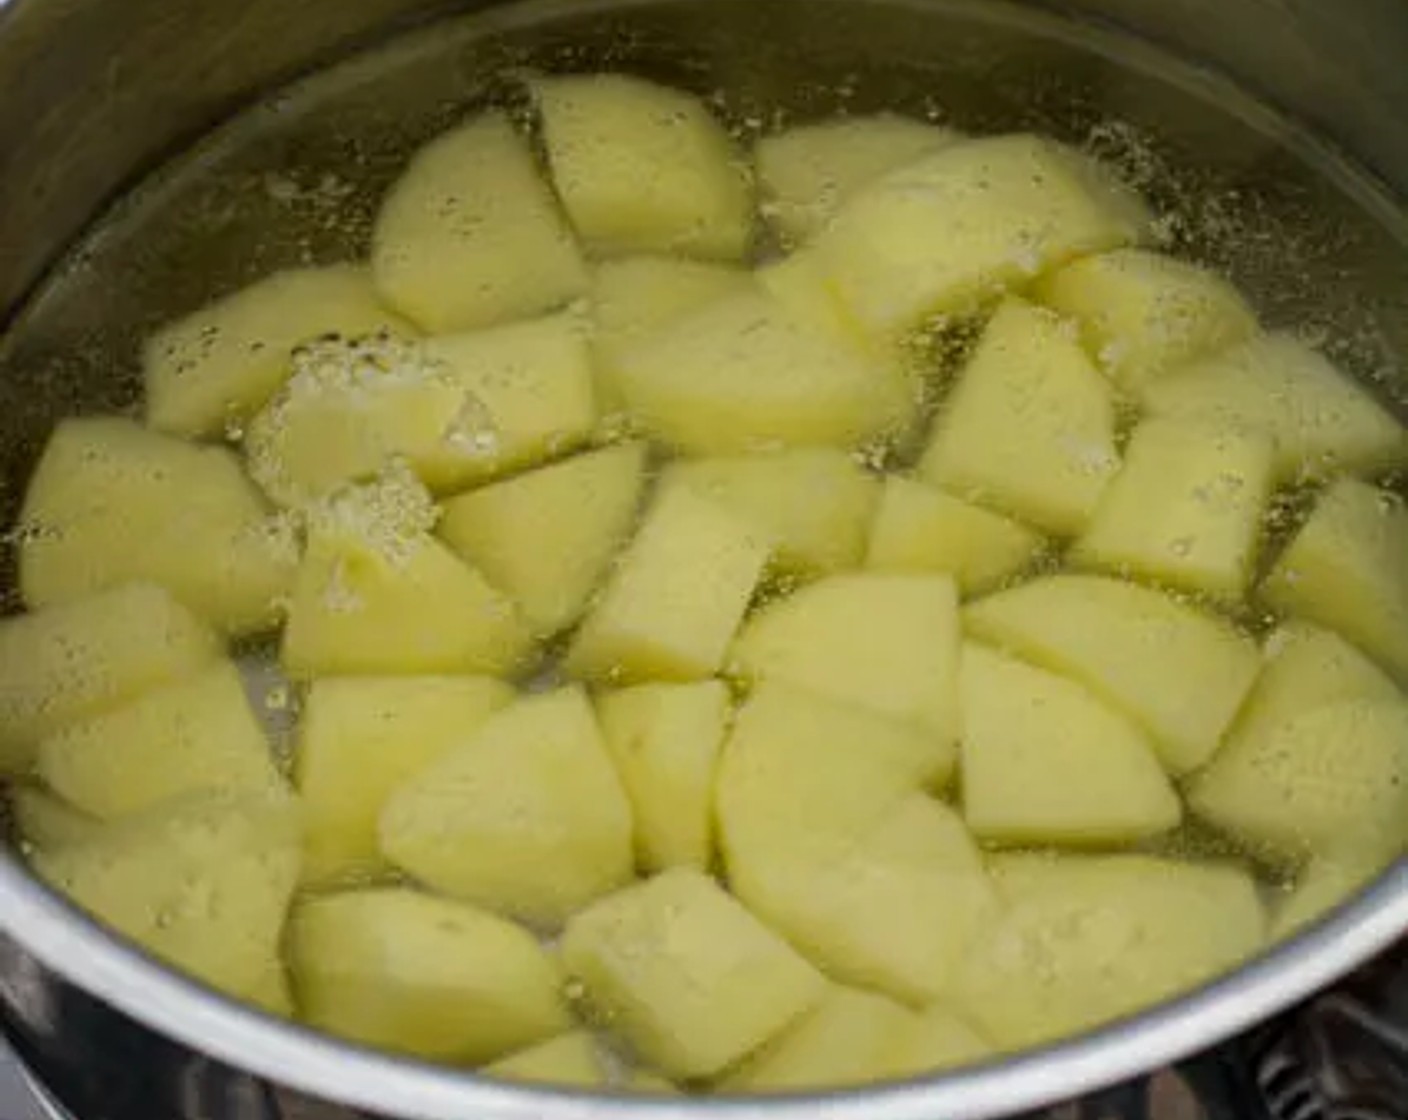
1 1 1407 1118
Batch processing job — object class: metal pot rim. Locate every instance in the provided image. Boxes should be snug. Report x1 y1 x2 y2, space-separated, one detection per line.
0 854 1404 1119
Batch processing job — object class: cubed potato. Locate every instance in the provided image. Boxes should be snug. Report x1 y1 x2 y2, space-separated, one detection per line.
1141 332 1406 481
560 868 825 1079
438 444 647 636
371 112 588 332
37 661 281 821
756 114 958 243
1189 699 1408 865
379 688 634 926
144 265 413 439
0 584 222 772
919 299 1120 536
952 854 1265 1048
10 787 101 852
660 448 880 577
34 791 301 1012
1272 856 1385 940
1033 249 1258 392
1262 477 1408 682
535 74 751 261
295 675 513 883
565 486 768 684
721 985 917 1092
865 476 1044 596
290 887 568 1062
881 1006 993 1079
965 575 1260 774
623 1072 679 1095
1071 418 1276 600
613 287 912 455
596 680 731 872
812 133 1150 334
18 418 296 635
731 573 961 752
482 1032 607 1088
959 643 1180 845
421 313 598 486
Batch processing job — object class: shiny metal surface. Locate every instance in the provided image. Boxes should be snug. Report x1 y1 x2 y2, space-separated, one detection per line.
0 1 1406 1118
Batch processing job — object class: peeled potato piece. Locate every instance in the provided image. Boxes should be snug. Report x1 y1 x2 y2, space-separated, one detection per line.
965 575 1260 774
1262 477 1408 682
959 644 1180 846
10 787 102 852
560 868 826 1080
919 299 1120 537
952 854 1265 1049
535 73 751 261
371 112 588 333
379 688 634 926
1272 856 1385 941
0 584 221 772
18 418 296 636
483 1032 608 1088
882 1007 993 1080
1034 249 1258 392
438 444 647 636
290 887 569 1063
144 265 412 439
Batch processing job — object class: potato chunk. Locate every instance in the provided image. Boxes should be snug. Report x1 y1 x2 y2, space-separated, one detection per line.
10 787 101 852
535 74 751 260
295 676 513 883
371 112 587 332
1034 249 1257 392
0 584 221 772
37 661 281 820
882 1007 993 1079
483 1032 607 1088
19 418 295 635
959 644 1180 845
813 133 1149 334
560 868 825 1079
1272 856 1384 940
952 854 1265 1048
965 575 1260 774
439 445 647 636
1071 418 1276 600
865 476 1044 596
290 887 568 1062
1141 332 1406 480
919 300 1120 536
1262 477 1408 682
596 680 730 872
379 688 634 926
565 486 768 684
732 573 960 752
144 265 412 439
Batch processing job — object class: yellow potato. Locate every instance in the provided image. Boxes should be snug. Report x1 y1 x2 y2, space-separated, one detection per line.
959 643 1180 845
660 448 880 577
881 1006 993 1079
1262 477 1408 682
438 444 647 636
1033 249 1258 392
535 74 751 260
0 583 221 772
965 575 1260 774
379 688 634 926
144 265 412 439
565 485 768 684
919 299 1120 536
1141 332 1406 481
623 1071 679 1095
295 676 514 883
596 680 731 872
1071 417 1276 600
9 787 101 852
731 573 961 751
953 854 1265 1049
865 476 1044 596
813 133 1150 334
482 1032 607 1088
755 113 959 243
1272 856 1385 940
290 887 568 1062
18 418 296 635
371 112 587 332
560 867 826 1080
37 661 281 821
